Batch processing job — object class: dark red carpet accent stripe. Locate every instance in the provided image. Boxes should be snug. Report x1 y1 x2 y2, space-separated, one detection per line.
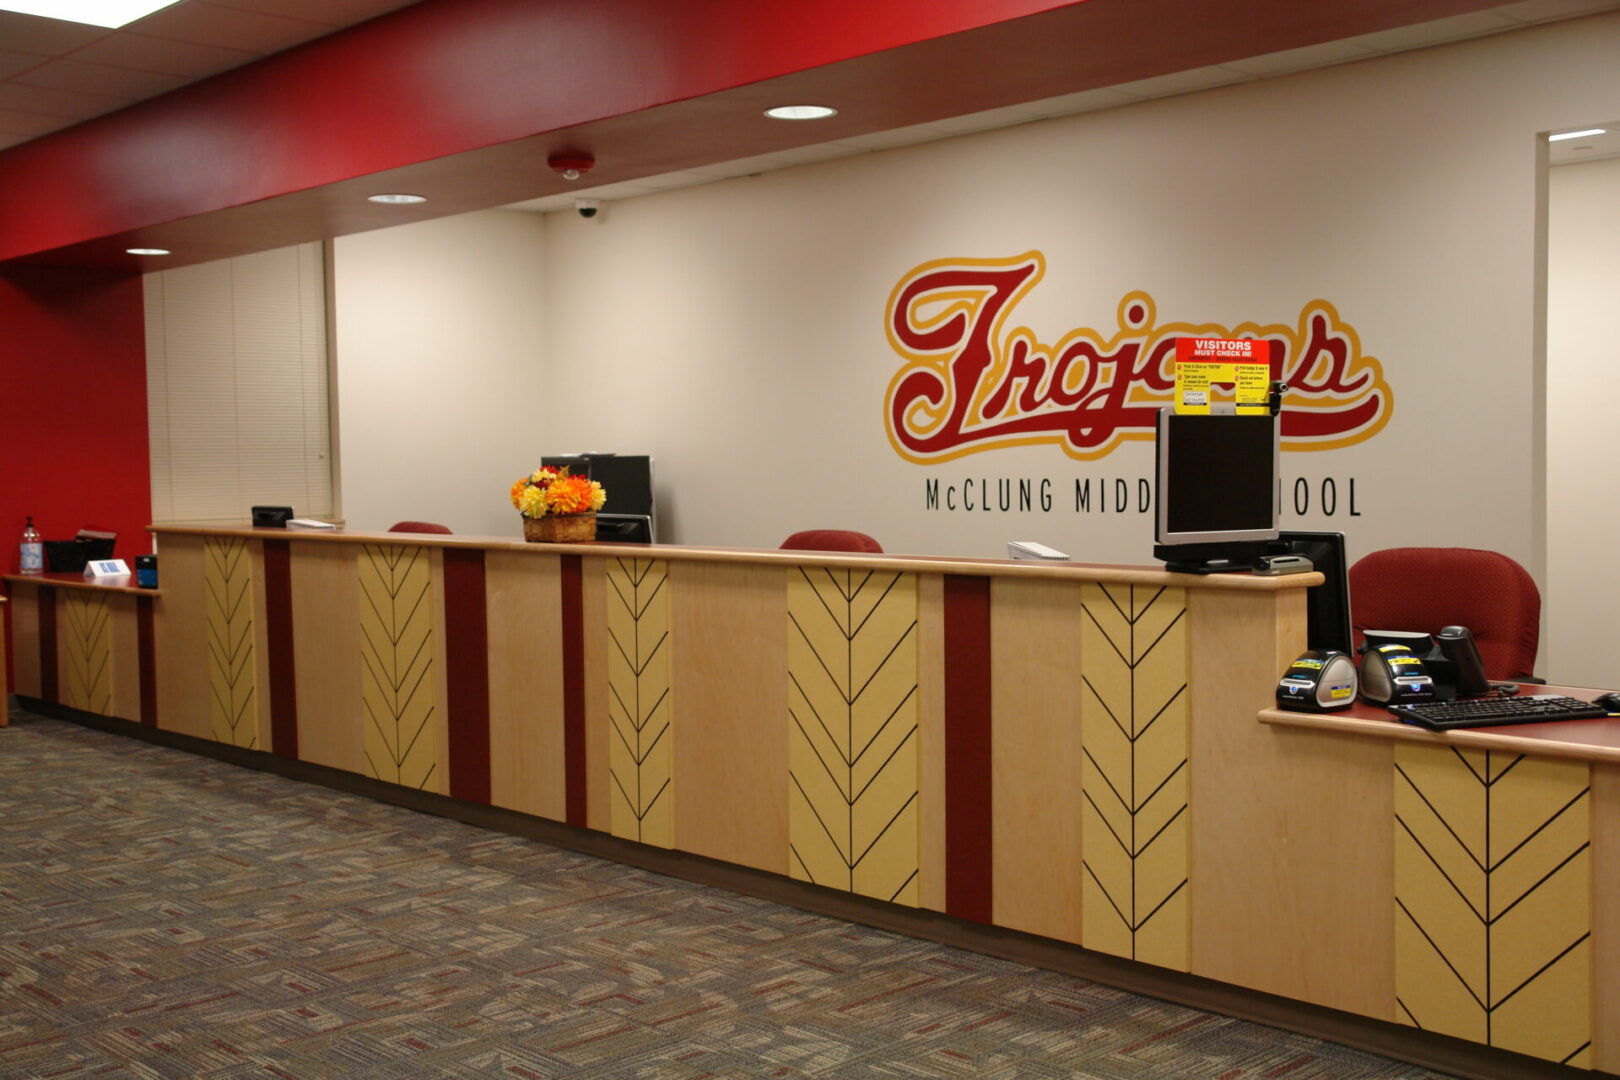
561 554 587 827
38 585 58 705
442 548 491 805
261 539 299 758
136 595 157 727
943 574 993 923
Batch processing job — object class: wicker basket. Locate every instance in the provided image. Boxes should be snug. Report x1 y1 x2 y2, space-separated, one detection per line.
522 512 597 543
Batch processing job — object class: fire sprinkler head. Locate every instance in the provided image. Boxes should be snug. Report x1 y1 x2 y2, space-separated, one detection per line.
547 152 595 181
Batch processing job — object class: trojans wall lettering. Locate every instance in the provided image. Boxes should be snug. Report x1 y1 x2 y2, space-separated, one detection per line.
883 252 1394 464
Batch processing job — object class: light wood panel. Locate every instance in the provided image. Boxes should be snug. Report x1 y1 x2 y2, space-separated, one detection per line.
153 534 213 739
990 577 1087 945
669 560 789 874
1594 762 1620 1074
57 588 113 715
204 535 259 748
485 550 565 821
1188 587 1395 1019
916 574 946 912
606 557 673 847
1393 744 1591 1065
788 567 919 904
291 541 365 775
107 594 141 722
8 586 39 699
358 543 441 791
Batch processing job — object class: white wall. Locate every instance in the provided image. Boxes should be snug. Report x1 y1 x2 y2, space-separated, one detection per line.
533 15 1620 574
332 210 548 536
1547 154 1620 686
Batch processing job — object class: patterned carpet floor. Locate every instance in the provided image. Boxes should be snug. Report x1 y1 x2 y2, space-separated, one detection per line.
0 705 1458 1080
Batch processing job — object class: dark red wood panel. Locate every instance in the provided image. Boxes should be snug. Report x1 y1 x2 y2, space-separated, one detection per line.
442 548 492 805
943 574 993 923
261 539 299 758
561 554 587 827
136 594 157 727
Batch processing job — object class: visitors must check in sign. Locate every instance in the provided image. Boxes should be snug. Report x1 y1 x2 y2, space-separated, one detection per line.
1173 338 1272 415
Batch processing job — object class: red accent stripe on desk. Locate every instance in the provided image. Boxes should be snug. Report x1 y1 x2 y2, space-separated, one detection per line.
136 595 157 727
262 539 299 757
561 554 587 827
38 585 58 704
943 574 993 923
442 548 491 805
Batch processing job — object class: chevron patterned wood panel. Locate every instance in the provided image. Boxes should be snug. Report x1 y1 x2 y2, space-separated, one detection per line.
205 536 259 748
606 557 673 847
359 544 439 790
1079 582 1189 970
1394 743 1591 1066
788 567 920 905
59 591 113 715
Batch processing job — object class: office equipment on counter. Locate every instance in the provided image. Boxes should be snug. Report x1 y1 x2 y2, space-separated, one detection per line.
286 518 338 530
1153 407 1279 573
43 535 115 573
1362 625 1490 700
597 513 654 544
1391 694 1609 730
1358 644 1436 705
135 554 158 589
1275 649 1358 712
1008 540 1069 561
1268 531 1353 654
85 558 130 579
252 506 294 528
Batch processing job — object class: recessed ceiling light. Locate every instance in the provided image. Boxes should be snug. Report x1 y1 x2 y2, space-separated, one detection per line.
126 247 170 256
0 1 182 28
1549 128 1607 142
368 193 427 204
765 105 838 121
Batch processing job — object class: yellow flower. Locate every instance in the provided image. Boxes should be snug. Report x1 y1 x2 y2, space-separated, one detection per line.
588 481 606 512
518 485 550 518
510 479 528 509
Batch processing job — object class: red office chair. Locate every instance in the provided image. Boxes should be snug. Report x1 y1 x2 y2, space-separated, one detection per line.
780 530 883 553
1349 547 1540 680
388 521 453 535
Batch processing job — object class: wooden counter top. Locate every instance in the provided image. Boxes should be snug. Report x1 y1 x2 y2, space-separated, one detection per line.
1260 688 1620 764
2 572 159 596
149 524 1320 591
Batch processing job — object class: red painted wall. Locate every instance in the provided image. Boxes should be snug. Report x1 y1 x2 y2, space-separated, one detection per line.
0 267 151 571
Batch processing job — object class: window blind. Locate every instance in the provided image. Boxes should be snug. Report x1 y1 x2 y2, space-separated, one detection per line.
145 242 333 524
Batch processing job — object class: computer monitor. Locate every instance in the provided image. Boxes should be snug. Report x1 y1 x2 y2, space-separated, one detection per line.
542 453 654 518
1268 530 1353 655
596 513 654 544
1153 408 1279 572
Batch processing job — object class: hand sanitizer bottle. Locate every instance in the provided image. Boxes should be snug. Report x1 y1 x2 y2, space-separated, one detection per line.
20 516 43 574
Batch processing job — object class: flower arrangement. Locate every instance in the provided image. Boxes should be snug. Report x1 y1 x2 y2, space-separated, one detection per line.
511 466 606 519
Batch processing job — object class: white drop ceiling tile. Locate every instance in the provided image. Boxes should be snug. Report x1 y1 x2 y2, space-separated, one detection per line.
1341 10 1524 53
0 13 111 55
0 81 127 118
70 31 258 77
1110 65 1253 100
1019 86 1144 117
1222 39 1381 77
1491 0 1620 22
0 107 72 135
0 49 44 79
210 0 418 25
15 58 190 97
124 3 334 55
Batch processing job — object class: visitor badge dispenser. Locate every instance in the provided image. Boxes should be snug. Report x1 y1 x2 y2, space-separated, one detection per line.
1358 644 1437 706
1275 649 1358 712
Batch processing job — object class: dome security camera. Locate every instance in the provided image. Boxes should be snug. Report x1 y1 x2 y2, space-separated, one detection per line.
575 198 601 219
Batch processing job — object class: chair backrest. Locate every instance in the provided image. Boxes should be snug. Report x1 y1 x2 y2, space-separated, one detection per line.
780 529 883 554
1348 547 1540 680
388 521 452 535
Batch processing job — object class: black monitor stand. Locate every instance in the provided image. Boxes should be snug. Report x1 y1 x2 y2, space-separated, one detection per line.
1154 540 1270 575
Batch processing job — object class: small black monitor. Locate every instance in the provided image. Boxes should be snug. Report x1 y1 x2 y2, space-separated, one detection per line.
1269 530 1353 655
542 453 654 518
596 513 654 544
1153 409 1278 572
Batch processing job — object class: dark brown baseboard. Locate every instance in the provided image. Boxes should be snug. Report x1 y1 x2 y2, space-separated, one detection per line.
14 696 1613 1080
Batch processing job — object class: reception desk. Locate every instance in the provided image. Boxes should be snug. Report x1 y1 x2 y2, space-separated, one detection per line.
5 526 1615 1079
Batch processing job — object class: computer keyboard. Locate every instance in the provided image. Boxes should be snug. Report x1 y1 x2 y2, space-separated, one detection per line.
1390 694 1612 730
